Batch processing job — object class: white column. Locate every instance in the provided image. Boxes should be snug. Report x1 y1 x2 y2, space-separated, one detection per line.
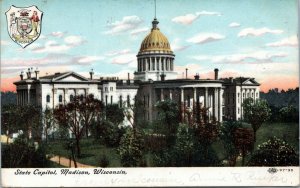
27 88 30 104
193 87 196 107
205 87 208 108
160 88 164 101
214 88 219 121
219 88 223 122
169 89 173 100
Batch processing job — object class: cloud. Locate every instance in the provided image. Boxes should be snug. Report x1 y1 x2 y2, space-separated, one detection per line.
266 35 298 47
191 51 288 64
172 11 221 25
71 56 105 64
1 53 104 74
174 63 204 78
170 38 190 51
64 35 86 46
104 16 143 35
238 27 283 37
130 27 149 35
187 33 225 44
105 49 131 56
229 22 240 28
49 31 66 38
111 54 136 64
31 40 71 53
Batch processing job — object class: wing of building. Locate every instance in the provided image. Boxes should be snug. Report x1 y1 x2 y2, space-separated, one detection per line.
14 18 260 124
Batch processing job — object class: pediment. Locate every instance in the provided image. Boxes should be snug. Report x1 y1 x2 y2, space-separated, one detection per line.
53 72 89 82
242 79 258 85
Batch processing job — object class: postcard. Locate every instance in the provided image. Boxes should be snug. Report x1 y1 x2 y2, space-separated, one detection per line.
1 0 299 187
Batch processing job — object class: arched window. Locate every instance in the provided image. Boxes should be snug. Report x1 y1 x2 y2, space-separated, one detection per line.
46 95 50 103
70 95 74 102
59 95 63 103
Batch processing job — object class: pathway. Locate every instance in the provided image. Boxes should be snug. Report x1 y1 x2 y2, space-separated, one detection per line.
49 155 96 168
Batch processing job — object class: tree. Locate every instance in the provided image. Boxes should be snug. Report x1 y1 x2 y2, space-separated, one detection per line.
219 121 241 166
242 98 271 142
78 94 103 138
279 105 298 122
118 127 144 167
53 96 102 156
105 104 125 126
247 137 299 166
155 99 180 144
42 107 56 142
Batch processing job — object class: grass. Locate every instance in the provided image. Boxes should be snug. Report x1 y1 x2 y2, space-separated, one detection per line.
47 122 299 167
46 138 121 167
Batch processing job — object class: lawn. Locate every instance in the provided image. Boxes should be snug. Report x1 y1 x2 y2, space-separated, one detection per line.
46 139 121 167
47 122 299 167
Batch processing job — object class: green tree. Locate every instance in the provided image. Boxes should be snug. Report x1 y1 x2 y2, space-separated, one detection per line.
219 121 241 166
53 96 102 156
118 127 144 167
155 99 180 144
242 98 271 142
105 104 125 126
42 107 56 142
173 123 196 166
279 105 298 122
247 137 299 166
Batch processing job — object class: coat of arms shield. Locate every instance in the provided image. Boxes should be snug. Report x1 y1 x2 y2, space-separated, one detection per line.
5 5 43 48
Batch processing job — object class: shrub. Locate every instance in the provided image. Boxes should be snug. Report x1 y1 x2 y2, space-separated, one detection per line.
99 154 110 167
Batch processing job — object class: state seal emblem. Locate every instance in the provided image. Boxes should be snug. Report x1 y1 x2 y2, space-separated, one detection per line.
5 5 43 48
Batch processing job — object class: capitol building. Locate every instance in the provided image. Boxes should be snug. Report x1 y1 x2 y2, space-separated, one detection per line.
14 17 260 123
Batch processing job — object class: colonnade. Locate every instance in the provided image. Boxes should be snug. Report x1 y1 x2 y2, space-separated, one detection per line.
137 56 174 72
159 87 223 122
17 89 31 105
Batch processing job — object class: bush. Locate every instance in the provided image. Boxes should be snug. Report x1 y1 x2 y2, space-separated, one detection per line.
99 154 110 167
2 135 49 168
247 137 299 166
118 128 144 167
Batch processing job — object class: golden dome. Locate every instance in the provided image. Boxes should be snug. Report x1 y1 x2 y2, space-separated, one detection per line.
139 19 173 53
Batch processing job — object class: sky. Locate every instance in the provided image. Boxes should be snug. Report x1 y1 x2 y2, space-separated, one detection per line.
1 0 298 92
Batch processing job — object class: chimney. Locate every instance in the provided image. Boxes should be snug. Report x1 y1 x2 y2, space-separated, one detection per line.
89 69 94 80
214 68 219 80
35 68 40 80
185 68 188 79
20 71 24 80
194 73 200 80
127 73 130 85
27 68 31 79
160 74 166 81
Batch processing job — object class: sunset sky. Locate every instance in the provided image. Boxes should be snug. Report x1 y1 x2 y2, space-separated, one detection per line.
1 0 298 92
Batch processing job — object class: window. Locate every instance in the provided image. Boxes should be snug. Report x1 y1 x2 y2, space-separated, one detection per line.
127 95 130 107
152 61 155 70
237 93 240 103
252 93 254 97
144 95 146 106
147 95 150 107
105 95 108 105
70 95 74 102
119 96 123 107
46 95 50 103
256 93 258 97
59 95 63 103
110 87 113 91
238 108 240 114
105 87 108 92
80 94 84 101
157 61 159 70
110 96 113 104
187 95 190 107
